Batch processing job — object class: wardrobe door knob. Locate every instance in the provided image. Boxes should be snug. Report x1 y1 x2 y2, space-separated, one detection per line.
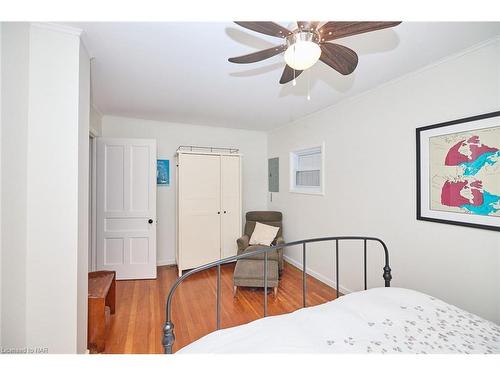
148 219 153 224
224 211 227 214
217 211 220 214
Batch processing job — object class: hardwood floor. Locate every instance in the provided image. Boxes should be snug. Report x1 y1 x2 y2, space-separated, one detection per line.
103 261 338 354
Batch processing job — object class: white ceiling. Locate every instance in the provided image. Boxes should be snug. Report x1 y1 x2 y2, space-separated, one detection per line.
69 22 500 131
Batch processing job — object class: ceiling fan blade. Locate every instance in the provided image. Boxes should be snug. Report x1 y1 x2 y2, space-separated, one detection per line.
228 45 287 64
234 21 292 38
279 65 303 84
318 21 401 42
319 43 359 75
297 21 321 31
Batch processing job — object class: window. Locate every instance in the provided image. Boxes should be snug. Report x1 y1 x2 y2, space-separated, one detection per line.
290 144 324 194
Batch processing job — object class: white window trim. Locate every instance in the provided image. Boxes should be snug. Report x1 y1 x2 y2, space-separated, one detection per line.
289 142 325 195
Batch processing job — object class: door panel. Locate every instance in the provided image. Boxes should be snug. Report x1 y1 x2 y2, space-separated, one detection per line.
221 155 241 258
130 237 150 264
97 138 157 280
179 154 221 270
105 145 125 212
104 238 124 265
130 145 151 212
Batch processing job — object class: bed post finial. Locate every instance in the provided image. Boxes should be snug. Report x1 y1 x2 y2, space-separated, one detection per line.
163 321 175 354
383 265 392 287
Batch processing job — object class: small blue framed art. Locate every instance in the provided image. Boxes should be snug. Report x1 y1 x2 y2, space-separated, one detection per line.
157 159 170 186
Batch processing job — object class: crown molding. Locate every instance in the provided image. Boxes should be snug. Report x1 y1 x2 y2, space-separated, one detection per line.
91 103 104 118
30 22 94 61
79 32 94 58
30 22 83 37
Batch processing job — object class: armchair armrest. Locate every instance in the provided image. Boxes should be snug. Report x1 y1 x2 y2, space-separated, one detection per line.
237 234 250 253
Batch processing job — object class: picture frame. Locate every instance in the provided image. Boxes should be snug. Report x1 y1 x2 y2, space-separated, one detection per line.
157 159 170 186
416 111 500 231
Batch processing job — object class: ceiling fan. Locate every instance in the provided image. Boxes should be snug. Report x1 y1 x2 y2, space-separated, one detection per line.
228 21 402 84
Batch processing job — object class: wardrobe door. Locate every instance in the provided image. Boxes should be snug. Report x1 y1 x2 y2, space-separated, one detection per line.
179 154 221 270
221 155 241 259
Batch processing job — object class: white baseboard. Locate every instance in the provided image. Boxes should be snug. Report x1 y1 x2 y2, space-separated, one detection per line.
283 255 353 295
157 259 177 266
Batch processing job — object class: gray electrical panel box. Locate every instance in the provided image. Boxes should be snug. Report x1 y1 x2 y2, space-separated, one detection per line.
268 157 279 192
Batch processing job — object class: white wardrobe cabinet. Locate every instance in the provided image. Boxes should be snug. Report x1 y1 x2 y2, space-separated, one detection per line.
176 151 242 276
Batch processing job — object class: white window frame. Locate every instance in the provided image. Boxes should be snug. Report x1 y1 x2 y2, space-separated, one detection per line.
289 143 325 195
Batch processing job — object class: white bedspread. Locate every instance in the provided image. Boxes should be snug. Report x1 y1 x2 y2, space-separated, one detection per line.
179 287 500 354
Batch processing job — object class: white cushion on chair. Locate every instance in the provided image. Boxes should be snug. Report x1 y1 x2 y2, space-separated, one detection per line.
249 222 280 246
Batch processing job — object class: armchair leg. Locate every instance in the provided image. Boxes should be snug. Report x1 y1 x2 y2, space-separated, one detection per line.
273 286 278 298
233 286 238 297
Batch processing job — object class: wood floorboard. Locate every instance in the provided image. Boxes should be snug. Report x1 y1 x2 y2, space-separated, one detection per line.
103 261 338 354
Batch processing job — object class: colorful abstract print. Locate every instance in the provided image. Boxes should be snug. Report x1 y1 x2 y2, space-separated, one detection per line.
441 135 500 216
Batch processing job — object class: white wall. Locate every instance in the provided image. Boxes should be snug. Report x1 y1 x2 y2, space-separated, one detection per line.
268 38 500 324
77 42 90 354
1 22 30 348
24 23 88 353
0 22 89 353
102 116 268 265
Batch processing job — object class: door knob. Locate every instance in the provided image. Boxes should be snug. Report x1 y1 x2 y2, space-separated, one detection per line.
224 210 227 214
148 219 153 224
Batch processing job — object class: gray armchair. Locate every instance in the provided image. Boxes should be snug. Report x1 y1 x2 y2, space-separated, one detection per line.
236 211 284 276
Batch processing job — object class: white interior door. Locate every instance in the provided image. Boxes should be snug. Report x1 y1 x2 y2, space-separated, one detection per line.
96 138 157 280
221 155 241 259
179 153 221 271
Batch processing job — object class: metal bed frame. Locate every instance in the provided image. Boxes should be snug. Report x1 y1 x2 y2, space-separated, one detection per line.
162 236 392 354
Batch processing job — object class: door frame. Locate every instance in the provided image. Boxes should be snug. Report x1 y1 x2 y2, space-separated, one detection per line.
89 129 98 272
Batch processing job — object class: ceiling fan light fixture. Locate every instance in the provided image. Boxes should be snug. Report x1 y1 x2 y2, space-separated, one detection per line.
229 21 402 84
284 32 321 71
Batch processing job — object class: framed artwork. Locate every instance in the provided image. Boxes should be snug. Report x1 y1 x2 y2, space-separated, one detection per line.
416 111 500 231
157 159 170 186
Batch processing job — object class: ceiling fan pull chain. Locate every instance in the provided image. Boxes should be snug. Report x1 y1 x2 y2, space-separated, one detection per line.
292 44 297 86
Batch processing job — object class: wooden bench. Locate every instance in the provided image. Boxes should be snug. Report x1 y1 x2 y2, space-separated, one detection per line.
88 271 116 353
